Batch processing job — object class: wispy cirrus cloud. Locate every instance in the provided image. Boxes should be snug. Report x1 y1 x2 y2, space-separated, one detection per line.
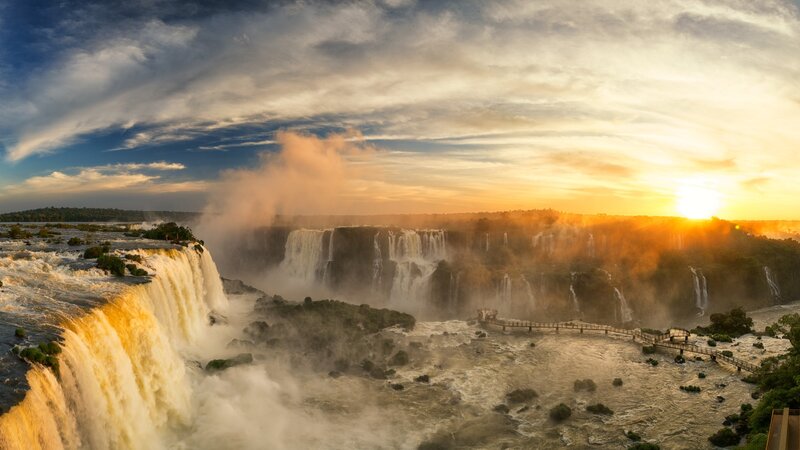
1 0 799 217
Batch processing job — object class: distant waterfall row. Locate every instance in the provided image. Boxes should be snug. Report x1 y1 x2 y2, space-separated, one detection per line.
280 228 447 307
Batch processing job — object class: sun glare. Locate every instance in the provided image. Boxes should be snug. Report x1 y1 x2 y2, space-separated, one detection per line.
676 183 721 219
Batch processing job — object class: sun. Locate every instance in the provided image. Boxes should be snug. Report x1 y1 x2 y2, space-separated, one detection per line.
676 183 721 219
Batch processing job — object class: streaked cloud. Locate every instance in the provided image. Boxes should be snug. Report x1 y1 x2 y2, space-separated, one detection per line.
0 0 798 217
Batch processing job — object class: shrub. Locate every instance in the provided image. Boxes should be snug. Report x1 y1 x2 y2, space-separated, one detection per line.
628 444 659 450
124 254 143 263
97 255 125 276
549 403 572 421
752 342 764 349
707 339 717 347
680 385 701 393
83 245 109 259
506 388 538 403
646 358 659 366
712 334 733 343
414 374 430 383
707 427 740 447
67 237 83 246
695 307 754 338
389 350 409 366
205 353 253 371
6 225 32 239
721 350 734 357
586 403 613 415
642 345 657 354
698 372 706 379
613 378 623 387
142 222 196 242
14 328 25 338
38 341 61 355
625 430 641 441
574 379 597 392
390 383 404 391
674 355 685 364
125 264 148 276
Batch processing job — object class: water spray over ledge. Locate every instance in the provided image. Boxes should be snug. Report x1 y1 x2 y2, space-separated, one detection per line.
0 248 227 450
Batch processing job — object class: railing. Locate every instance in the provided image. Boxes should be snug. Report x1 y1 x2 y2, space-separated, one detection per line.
480 316 759 373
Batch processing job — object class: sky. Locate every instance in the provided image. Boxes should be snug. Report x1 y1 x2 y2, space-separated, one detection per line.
1 0 799 218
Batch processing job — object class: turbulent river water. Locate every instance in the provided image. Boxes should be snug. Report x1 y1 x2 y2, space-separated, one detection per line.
0 229 793 449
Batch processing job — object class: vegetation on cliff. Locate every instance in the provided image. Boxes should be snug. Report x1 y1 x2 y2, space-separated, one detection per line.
0 207 198 223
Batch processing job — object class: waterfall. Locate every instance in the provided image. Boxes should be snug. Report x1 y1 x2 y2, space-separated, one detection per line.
388 262 434 308
371 232 383 292
521 275 535 309
0 247 227 450
764 266 781 301
689 267 709 314
500 273 512 303
448 271 461 310
614 287 633 323
387 229 446 308
281 229 326 282
322 228 335 286
421 230 447 260
388 230 423 261
569 272 581 316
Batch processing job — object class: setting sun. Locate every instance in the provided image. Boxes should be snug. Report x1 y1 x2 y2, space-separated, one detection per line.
676 184 722 219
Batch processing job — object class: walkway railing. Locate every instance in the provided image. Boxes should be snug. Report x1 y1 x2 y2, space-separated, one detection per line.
478 311 760 373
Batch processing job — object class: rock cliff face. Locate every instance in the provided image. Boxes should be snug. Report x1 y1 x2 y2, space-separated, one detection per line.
221 213 800 325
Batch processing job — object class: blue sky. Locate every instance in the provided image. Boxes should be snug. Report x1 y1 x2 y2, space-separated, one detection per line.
1 0 799 218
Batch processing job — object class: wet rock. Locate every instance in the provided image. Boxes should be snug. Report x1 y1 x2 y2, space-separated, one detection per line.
493 404 510 414
389 350 409 366
506 388 538 403
208 311 227 325
549 403 572 422
517 406 530 413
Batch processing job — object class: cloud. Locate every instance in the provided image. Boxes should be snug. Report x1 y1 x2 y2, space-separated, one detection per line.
1 0 799 217
1 161 200 197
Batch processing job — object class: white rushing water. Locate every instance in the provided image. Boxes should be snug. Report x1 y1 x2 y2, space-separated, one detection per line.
690 266 709 315
0 247 228 450
569 272 581 316
614 287 634 323
281 229 326 283
764 266 780 300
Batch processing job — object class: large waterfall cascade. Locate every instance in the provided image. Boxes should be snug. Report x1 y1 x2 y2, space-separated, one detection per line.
0 247 228 450
281 229 327 282
387 230 447 308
